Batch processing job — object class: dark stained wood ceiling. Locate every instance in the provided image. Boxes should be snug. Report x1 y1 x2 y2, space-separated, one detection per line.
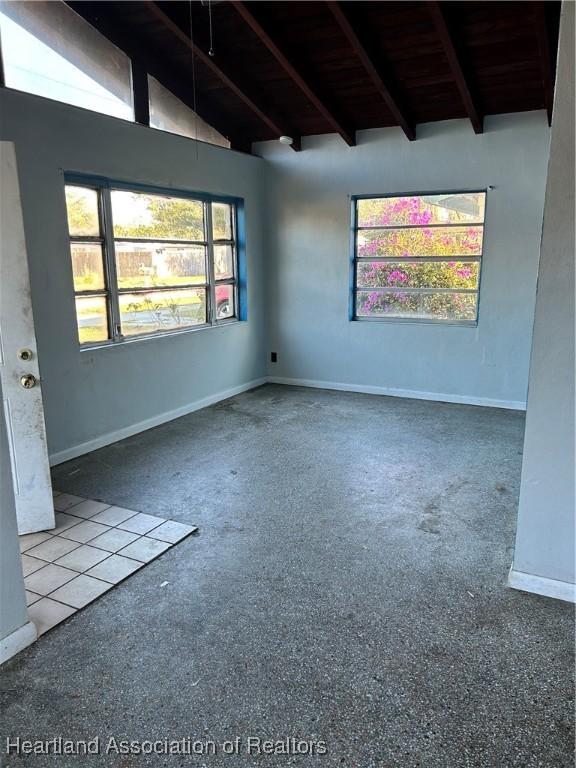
65 1 561 152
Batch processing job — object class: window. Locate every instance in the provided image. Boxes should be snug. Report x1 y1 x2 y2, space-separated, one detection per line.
0 0 133 120
352 192 486 324
148 76 230 149
65 180 241 345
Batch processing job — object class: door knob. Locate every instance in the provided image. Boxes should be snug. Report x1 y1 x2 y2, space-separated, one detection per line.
20 374 37 389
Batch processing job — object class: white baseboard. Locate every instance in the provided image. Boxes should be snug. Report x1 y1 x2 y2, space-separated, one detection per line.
267 376 526 411
49 377 267 466
508 566 576 603
49 374 525 466
0 620 37 665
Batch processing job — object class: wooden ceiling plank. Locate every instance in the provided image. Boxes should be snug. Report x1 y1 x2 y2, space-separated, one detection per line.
427 1 484 134
532 1 554 125
146 1 301 150
230 0 356 147
325 1 415 141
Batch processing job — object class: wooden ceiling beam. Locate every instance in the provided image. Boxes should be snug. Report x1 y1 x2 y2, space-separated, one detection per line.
325 1 415 141
427 1 483 134
146 1 301 150
131 60 150 126
230 1 356 147
533 1 554 125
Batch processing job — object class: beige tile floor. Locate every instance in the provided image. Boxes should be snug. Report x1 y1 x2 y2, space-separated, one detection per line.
20 491 197 637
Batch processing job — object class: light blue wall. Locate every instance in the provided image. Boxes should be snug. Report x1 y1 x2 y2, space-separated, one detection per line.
512 2 575 592
0 88 268 459
256 113 550 408
0 89 552 463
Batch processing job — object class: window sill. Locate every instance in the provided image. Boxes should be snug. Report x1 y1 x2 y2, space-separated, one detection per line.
79 317 241 351
351 317 478 328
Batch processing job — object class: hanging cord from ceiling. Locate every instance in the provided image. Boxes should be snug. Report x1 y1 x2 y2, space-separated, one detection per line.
208 0 215 57
188 0 199 159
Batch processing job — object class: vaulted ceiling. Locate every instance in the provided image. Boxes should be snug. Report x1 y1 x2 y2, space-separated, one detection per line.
66 1 561 152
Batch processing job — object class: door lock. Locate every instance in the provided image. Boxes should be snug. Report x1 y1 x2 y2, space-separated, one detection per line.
20 374 37 389
18 348 33 361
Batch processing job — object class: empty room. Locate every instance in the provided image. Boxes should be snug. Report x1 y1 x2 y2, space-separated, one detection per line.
0 1 574 766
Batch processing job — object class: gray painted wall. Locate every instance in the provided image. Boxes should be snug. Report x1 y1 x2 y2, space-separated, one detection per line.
0 89 267 458
0 376 29 644
256 113 550 408
512 2 575 587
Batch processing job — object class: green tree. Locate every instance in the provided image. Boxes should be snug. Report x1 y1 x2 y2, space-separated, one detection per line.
114 196 204 240
65 187 99 236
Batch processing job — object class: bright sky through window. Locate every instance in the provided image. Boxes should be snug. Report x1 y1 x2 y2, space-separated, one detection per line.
0 9 133 120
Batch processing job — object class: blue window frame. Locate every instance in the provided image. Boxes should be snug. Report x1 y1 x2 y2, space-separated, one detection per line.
64 174 246 346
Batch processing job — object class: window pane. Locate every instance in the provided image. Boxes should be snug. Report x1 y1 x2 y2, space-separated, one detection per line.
75 295 109 343
0 1 133 120
356 290 477 322
111 191 205 241
70 243 105 291
215 284 236 320
212 203 233 240
214 245 234 280
65 186 100 237
356 261 479 290
357 226 483 258
115 242 206 289
148 75 230 148
119 289 206 336
357 193 486 227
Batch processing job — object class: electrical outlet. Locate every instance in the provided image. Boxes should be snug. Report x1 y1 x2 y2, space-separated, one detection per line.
270 352 277 363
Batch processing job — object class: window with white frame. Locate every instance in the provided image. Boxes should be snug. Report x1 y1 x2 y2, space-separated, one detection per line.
352 192 486 324
65 180 240 345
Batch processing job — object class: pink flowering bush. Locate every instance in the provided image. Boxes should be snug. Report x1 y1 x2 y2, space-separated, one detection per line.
357 194 484 227
357 261 478 291
357 227 482 259
356 195 484 321
359 290 476 320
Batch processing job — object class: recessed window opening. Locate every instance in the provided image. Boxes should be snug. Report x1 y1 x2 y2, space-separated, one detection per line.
352 192 486 324
65 180 241 346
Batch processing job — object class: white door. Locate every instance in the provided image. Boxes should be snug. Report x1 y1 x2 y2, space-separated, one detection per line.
0 141 54 534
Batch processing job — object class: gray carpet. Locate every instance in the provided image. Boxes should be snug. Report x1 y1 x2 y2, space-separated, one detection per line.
1 385 573 767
